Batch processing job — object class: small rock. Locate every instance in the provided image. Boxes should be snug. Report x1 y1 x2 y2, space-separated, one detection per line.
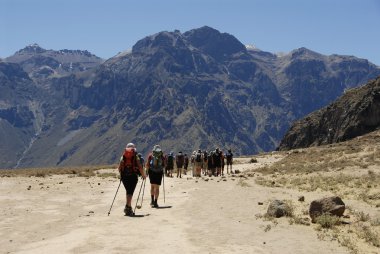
89 211 94 214
223 179 227 181
27 186 31 190
98 183 101 185
235 170 241 174
298 196 305 202
59 182 63 184
343 214 350 219
258 202 264 205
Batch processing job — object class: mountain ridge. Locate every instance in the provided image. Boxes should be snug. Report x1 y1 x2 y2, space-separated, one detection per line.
1 26 380 168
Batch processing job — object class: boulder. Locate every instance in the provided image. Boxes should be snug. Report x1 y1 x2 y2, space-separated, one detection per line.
266 200 291 218
309 196 345 223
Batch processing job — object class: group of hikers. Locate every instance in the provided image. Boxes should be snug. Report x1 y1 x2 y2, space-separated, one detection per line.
117 143 234 216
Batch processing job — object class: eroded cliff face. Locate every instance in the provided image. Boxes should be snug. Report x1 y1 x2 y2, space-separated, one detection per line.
278 77 380 151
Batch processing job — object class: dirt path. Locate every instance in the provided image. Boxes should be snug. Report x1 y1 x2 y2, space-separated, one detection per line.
0 156 349 253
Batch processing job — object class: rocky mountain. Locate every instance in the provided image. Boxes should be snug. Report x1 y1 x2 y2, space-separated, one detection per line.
278 76 380 150
5 43 103 88
1 26 380 168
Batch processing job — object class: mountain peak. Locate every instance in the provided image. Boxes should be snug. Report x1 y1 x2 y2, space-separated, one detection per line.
290 47 323 59
17 43 47 54
132 30 185 53
184 26 247 60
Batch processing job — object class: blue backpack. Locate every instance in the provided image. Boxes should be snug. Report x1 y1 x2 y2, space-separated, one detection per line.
150 150 163 172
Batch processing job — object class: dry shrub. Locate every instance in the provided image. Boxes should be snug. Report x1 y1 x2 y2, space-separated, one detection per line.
338 236 359 254
356 224 380 247
97 172 118 178
237 178 251 187
316 214 341 229
249 158 258 163
289 215 311 226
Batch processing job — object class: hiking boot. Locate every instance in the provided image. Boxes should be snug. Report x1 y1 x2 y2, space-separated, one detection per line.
124 206 134 217
153 200 159 208
150 200 154 207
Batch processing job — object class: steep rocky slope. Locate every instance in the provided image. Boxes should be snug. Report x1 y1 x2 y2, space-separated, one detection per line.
278 76 380 150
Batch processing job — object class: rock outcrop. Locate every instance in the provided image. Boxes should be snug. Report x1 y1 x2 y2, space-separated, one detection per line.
278 76 380 150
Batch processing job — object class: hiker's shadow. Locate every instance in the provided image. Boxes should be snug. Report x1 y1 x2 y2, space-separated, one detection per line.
155 205 172 209
128 214 150 218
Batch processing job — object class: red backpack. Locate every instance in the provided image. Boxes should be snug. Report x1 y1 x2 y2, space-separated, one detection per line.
122 148 138 174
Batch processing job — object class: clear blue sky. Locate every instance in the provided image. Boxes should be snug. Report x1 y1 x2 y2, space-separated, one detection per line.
1 0 380 65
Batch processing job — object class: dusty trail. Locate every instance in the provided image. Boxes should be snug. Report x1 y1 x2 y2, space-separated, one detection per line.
0 156 349 253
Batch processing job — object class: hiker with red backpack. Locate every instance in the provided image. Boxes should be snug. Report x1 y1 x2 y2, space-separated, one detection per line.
176 151 185 178
118 143 146 216
146 145 166 208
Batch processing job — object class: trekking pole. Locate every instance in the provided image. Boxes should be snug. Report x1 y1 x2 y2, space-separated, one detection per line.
137 178 146 209
133 177 145 214
162 172 166 203
108 179 122 216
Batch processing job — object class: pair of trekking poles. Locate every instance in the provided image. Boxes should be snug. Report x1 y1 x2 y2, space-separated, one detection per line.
107 173 165 216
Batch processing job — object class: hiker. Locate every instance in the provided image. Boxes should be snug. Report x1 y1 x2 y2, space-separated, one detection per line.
214 148 222 176
194 149 203 177
190 151 196 176
207 150 215 176
176 151 185 178
221 150 225 176
202 150 208 176
183 153 189 175
146 145 165 208
226 149 233 174
166 151 175 177
118 143 146 216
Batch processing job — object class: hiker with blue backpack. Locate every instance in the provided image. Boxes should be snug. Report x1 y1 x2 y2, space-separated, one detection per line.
146 145 166 208
118 143 146 216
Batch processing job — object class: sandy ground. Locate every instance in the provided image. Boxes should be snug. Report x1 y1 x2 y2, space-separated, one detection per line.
1 156 354 254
